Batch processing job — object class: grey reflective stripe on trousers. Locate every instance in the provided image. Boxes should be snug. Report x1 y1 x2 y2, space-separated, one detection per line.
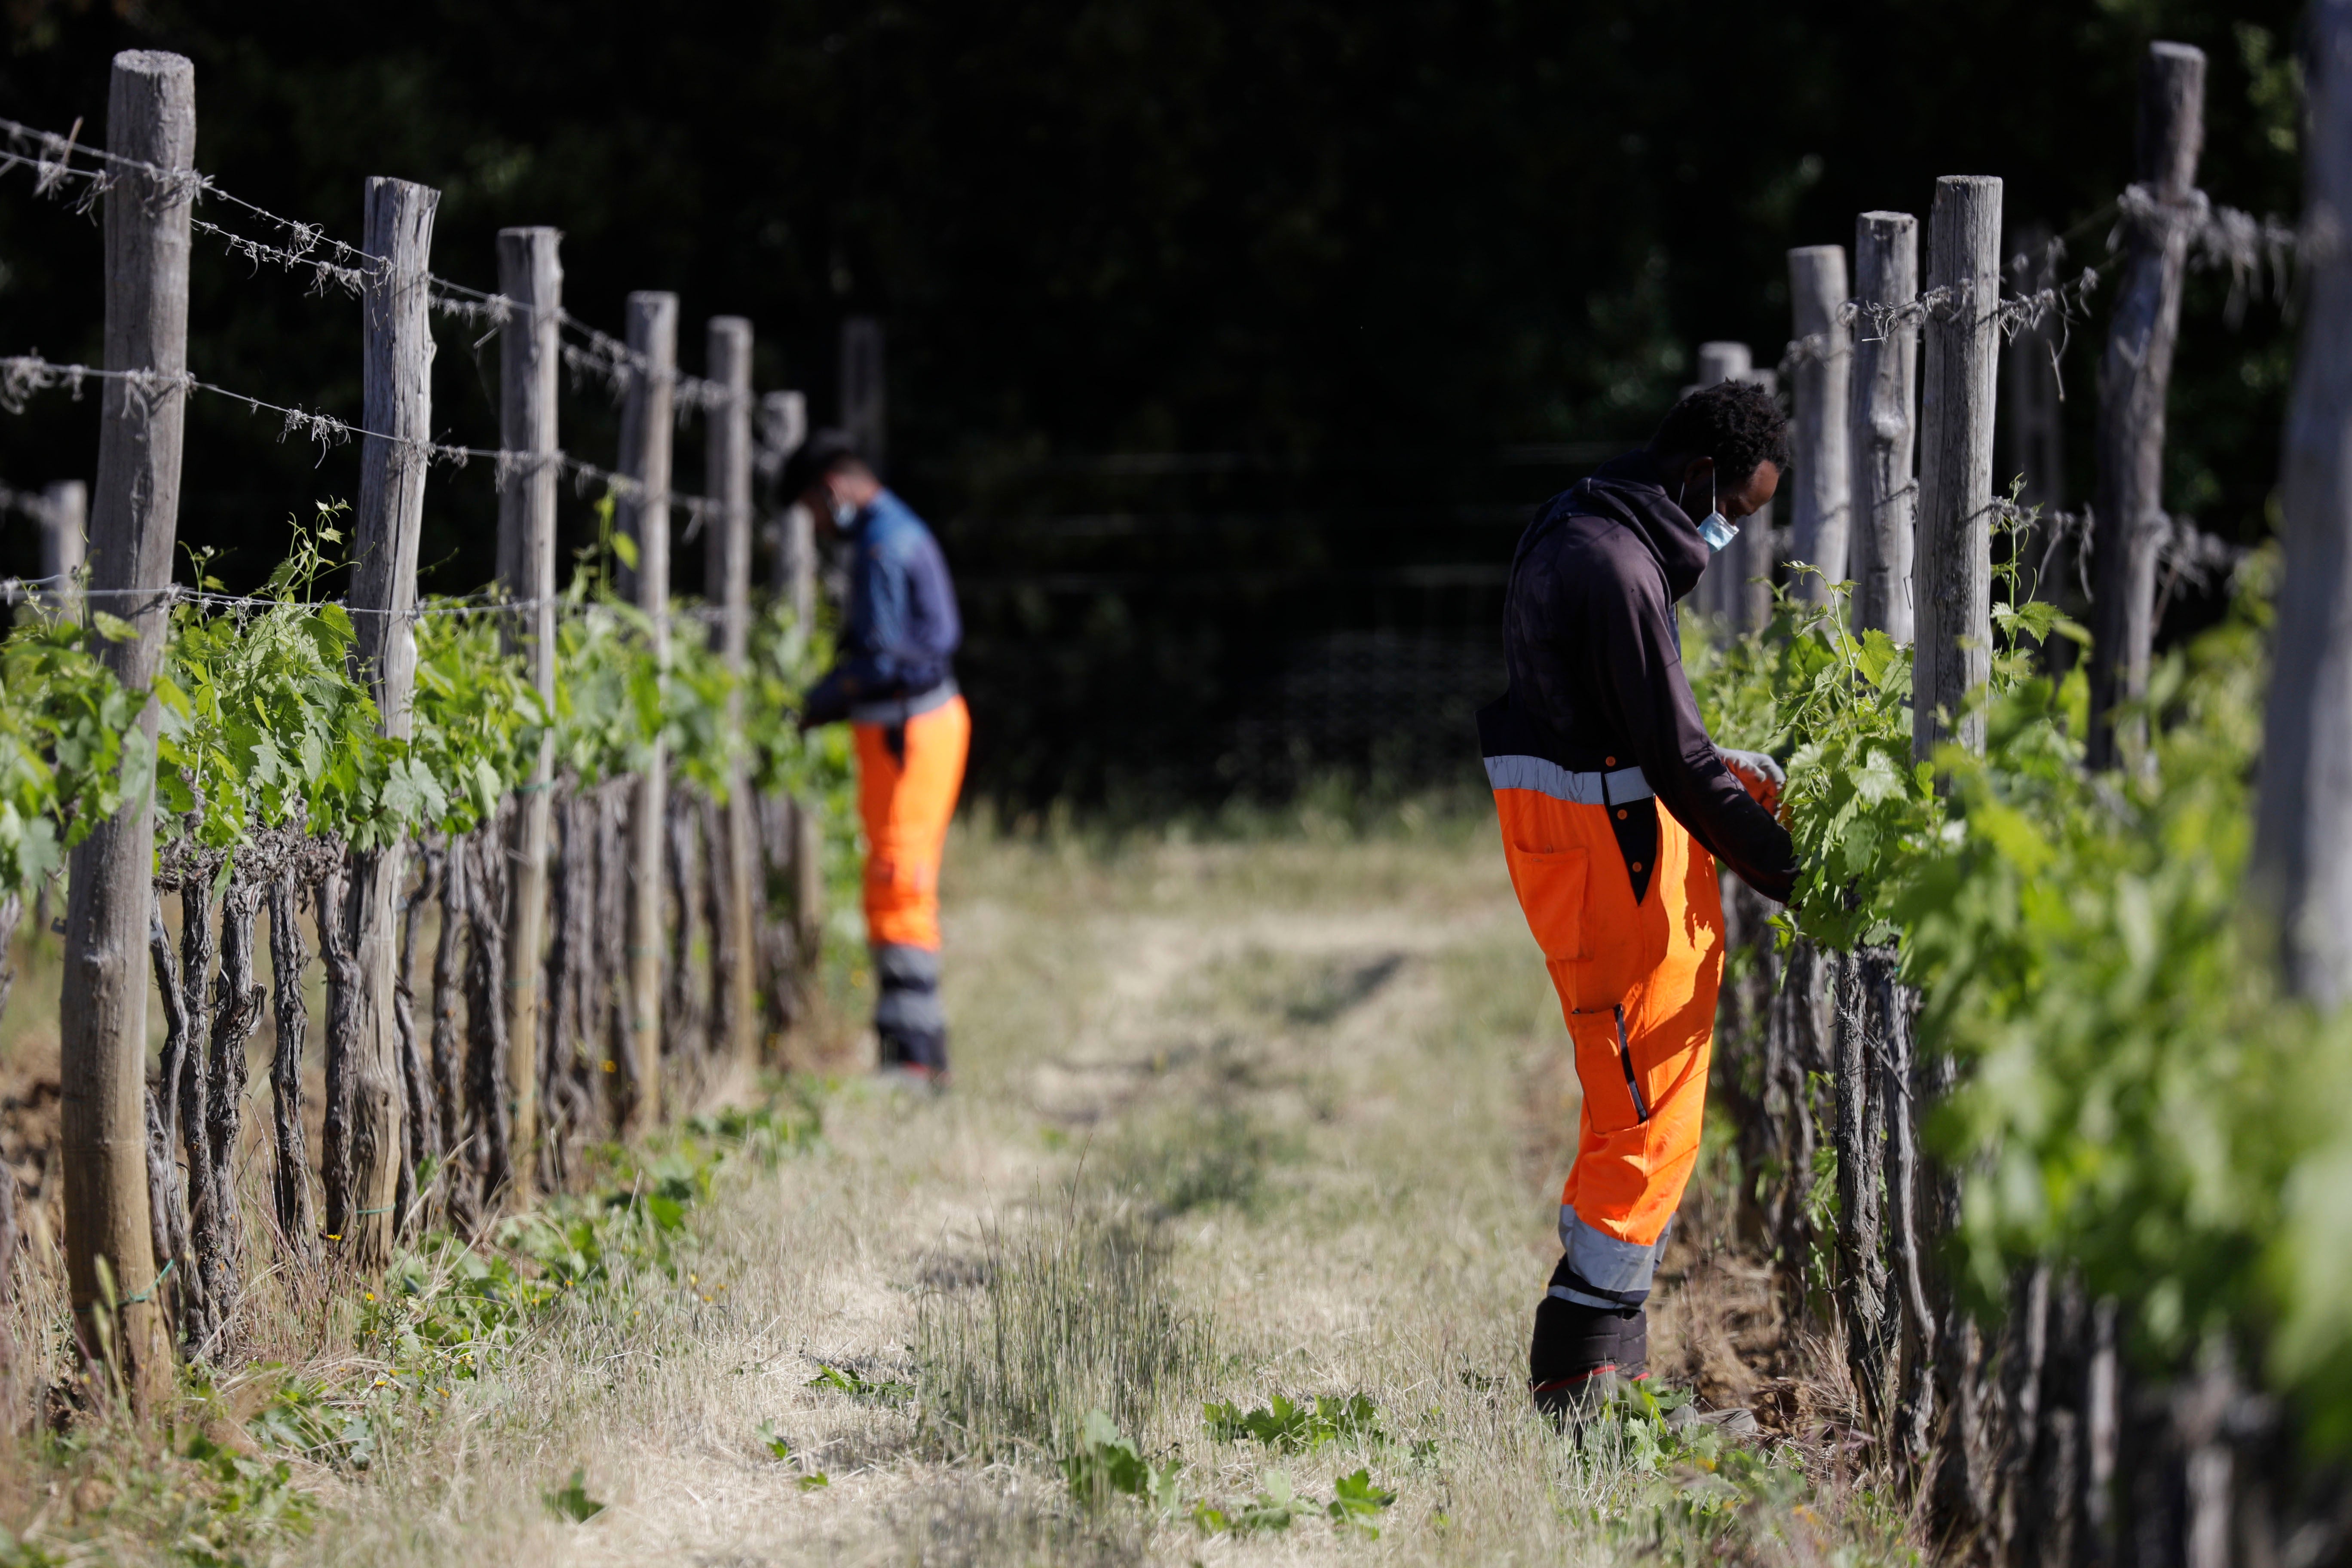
850 677 959 726
1483 754 1654 806
1548 1207 1674 1310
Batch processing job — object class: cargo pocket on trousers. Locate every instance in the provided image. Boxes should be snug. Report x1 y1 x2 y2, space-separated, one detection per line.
1509 847 1590 964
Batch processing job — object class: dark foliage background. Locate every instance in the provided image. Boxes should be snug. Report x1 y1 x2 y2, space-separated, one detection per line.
0 0 2305 805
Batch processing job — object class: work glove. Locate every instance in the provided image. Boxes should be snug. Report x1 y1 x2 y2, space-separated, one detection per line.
1717 747 1785 814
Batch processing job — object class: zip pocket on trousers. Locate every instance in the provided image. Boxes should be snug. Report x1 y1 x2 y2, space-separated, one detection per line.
1613 1003 1650 1123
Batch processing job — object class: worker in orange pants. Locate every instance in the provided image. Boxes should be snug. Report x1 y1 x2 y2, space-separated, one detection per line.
1486 381 1798 1416
853 691 971 1069
789 432 968 1081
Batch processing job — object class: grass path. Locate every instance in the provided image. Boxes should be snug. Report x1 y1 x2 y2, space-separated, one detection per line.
10 821 1912 1565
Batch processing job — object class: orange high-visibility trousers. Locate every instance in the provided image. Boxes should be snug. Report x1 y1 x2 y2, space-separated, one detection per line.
1494 775 1724 1310
854 694 971 952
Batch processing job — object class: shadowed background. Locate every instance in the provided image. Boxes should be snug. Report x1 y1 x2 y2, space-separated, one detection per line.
0 0 2303 805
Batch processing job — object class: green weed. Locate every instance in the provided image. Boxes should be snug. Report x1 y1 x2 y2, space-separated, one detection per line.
754 1421 833 1489
1325 1467 1399 1534
1058 1409 1183 1513
808 1362 916 1405
1555 1384 1913 1566
544 1467 606 1523
1186 1465 1394 1537
1204 1391 1387 1452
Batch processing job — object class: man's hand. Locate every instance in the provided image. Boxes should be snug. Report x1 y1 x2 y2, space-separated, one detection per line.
1718 747 1785 814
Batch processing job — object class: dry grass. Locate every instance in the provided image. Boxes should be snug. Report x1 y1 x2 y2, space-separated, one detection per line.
0 810 1922 1565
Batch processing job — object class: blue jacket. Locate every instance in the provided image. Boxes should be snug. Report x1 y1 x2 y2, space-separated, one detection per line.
802 489 962 726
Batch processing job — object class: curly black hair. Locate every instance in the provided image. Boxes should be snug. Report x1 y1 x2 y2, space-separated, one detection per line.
1647 380 1791 486
779 427 871 499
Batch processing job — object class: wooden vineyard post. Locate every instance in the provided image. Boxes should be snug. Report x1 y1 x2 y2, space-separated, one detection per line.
1838 216 1916 1431
1787 245 1852 602
1910 176 2006 1538
40 479 85 616
2003 221 2067 514
706 317 759 1069
760 389 808 604
2087 42 2207 772
619 291 677 1134
1692 341 1751 626
337 176 438 1259
2257 1 2352 1004
60 48 193 1406
1913 175 2003 764
763 392 826 994
1851 212 1920 642
496 226 561 1195
1734 368 1778 633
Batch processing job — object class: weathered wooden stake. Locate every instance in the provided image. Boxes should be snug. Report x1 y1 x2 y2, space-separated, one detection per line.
60 47 193 1406
338 175 438 1259
765 383 819 996
1851 212 1920 642
392 859 434 1231
1693 341 1752 627
759 388 808 604
429 842 473 1229
2256 3 2352 1003
2003 222 2067 514
619 292 677 1133
40 479 84 617
1787 245 1852 600
1913 175 2003 763
462 826 512 1212
664 790 707 1062
707 317 760 1070
176 882 218 1344
1735 368 1778 632
266 876 316 1257
2087 42 2207 771
496 226 561 1197
145 908 196 1344
200 877 263 1346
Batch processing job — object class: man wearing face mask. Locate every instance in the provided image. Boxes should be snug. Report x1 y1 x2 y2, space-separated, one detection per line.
787 430 968 1084
1479 379 1798 1417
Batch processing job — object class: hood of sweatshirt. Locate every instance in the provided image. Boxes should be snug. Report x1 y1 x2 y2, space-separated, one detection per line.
1550 450 1715 604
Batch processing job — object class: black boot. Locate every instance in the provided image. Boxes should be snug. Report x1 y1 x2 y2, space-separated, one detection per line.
873 943 950 1083
1529 1257 1646 1421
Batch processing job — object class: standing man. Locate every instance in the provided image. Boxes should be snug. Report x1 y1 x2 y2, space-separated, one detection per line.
1481 381 1799 1416
787 431 969 1083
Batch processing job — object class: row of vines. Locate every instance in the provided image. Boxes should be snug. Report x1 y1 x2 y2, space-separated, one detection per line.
0 510 859 1369
1691 534 2352 1563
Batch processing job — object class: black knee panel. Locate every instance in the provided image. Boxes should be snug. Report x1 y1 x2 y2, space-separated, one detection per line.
1531 1294 1626 1393
1531 1252 1648 1396
873 942 949 1073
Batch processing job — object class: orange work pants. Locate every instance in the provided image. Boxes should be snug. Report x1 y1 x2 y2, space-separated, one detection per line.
1494 775 1724 1310
854 694 971 952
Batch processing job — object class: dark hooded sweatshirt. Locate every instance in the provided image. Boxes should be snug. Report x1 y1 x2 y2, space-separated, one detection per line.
1482 451 1798 904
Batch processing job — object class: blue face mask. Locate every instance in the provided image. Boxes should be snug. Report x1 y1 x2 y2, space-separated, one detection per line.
1691 471 1739 553
831 496 860 530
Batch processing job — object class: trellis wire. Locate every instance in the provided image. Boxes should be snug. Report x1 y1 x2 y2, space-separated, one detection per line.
1991 495 2249 608
1778 186 2297 383
0 479 59 527
0 114 744 413
1780 266 2107 380
0 352 725 525
0 572 736 630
